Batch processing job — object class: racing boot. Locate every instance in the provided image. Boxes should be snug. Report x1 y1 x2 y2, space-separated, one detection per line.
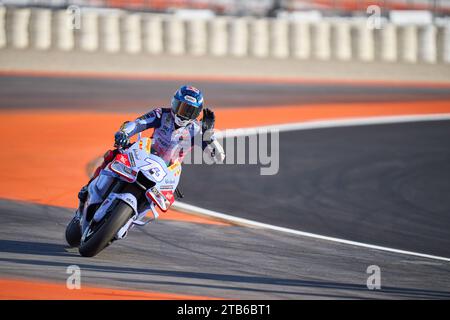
77 185 89 214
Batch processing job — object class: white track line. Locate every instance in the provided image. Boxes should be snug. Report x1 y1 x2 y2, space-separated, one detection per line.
215 113 450 138
175 113 450 262
173 202 450 262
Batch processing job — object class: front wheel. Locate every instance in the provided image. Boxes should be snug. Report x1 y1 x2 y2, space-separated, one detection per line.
78 201 133 257
65 214 82 247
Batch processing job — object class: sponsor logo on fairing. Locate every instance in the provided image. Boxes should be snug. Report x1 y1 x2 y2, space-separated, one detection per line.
128 153 136 167
145 138 151 154
132 149 141 160
161 191 175 205
116 154 131 167
164 178 176 185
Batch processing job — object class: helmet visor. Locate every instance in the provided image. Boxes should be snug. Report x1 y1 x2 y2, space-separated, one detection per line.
171 99 202 120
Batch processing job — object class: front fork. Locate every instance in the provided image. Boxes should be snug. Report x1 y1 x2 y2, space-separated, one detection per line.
115 201 159 240
79 174 116 235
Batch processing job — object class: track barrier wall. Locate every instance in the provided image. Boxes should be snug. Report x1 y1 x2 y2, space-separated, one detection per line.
1 6 449 64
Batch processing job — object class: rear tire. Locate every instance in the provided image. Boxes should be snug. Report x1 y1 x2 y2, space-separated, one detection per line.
65 214 82 247
78 201 133 257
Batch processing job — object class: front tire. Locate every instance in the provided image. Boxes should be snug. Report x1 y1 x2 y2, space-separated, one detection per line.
78 201 133 257
65 214 82 247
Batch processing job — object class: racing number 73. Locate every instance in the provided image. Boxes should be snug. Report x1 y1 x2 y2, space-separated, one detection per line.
141 158 167 182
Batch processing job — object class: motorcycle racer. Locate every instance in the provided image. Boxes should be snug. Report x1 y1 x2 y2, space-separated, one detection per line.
77 85 225 208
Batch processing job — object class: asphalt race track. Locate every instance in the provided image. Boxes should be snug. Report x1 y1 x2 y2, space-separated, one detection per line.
1 198 450 299
1 74 450 299
2 74 450 111
180 121 450 258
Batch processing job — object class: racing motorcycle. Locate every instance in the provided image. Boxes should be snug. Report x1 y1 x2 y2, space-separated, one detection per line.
65 134 181 257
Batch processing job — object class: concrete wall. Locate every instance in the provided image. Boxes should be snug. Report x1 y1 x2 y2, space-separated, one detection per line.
1 6 448 64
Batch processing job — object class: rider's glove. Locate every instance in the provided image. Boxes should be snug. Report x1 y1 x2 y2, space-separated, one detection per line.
201 108 215 142
202 108 215 131
114 131 129 148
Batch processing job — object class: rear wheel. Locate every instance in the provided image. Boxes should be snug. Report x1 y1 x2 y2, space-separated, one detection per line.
65 214 82 247
78 201 133 257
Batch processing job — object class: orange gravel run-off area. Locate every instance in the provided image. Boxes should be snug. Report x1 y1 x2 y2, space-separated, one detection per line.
0 278 218 300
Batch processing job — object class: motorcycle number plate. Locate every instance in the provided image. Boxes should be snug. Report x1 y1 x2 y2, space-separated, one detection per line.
141 158 167 183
